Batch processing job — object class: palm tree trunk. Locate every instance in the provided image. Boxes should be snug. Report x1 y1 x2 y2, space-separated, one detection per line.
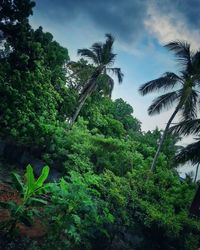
70 80 96 126
69 66 103 126
70 93 89 125
194 163 199 183
151 105 180 172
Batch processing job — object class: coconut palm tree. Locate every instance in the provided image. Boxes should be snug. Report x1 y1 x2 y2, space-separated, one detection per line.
70 34 123 125
139 41 200 171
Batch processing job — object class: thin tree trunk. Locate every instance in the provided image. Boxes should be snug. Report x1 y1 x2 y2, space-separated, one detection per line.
70 80 96 126
69 66 103 127
79 68 102 103
194 163 199 183
151 105 181 172
70 93 89 125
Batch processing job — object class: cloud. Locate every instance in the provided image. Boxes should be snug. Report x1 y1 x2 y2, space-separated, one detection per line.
155 0 200 29
33 0 148 43
32 0 200 55
145 2 200 50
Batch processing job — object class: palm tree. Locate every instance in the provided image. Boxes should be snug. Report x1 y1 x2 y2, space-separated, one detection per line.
139 41 200 171
70 34 123 125
170 119 200 182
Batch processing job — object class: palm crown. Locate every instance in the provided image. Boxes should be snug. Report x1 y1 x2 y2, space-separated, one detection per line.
70 34 123 125
77 34 123 98
139 41 200 120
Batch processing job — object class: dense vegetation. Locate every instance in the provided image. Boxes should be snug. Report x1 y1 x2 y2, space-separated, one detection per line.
0 1 200 249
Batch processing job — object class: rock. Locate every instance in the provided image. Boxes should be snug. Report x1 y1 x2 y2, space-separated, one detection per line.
0 138 62 182
0 139 6 156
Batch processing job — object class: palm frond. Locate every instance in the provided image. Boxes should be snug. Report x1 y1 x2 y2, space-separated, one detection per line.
107 67 124 83
191 51 200 75
148 90 180 115
175 140 200 165
193 51 200 63
102 34 115 64
181 90 198 120
105 34 115 44
139 72 181 96
90 42 103 64
104 34 115 53
170 119 200 135
165 41 192 70
77 49 98 64
106 53 117 67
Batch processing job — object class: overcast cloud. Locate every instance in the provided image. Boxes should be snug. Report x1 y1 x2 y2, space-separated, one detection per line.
34 0 200 49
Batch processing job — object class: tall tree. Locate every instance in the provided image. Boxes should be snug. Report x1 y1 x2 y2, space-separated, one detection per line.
139 41 200 171
70 34 123 125
0 0 70 146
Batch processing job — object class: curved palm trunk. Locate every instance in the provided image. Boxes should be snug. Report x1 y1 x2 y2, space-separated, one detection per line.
69 67 103 126
194 163 199 183
70 81 96 125
151 105 180 172
70 95 88 126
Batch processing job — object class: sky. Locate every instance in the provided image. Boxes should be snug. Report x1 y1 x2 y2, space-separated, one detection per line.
29 0 200 132
30 0 200 178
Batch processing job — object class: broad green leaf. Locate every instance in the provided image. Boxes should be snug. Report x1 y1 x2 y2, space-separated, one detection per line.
25 164 35 195
11 173 24 194
29 197 48 205
35 166 49 189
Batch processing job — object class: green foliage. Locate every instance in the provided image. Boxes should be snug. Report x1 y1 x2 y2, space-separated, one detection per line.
128 168 200 250
42 119 93 172
0 2 200 250
42 118 151 176
0 1 72 146
0 63 60 143
81 95 141 137
112 98 141 132
43 172 113 249
139 128 180 168
97 168 200 250
91 135 144 175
